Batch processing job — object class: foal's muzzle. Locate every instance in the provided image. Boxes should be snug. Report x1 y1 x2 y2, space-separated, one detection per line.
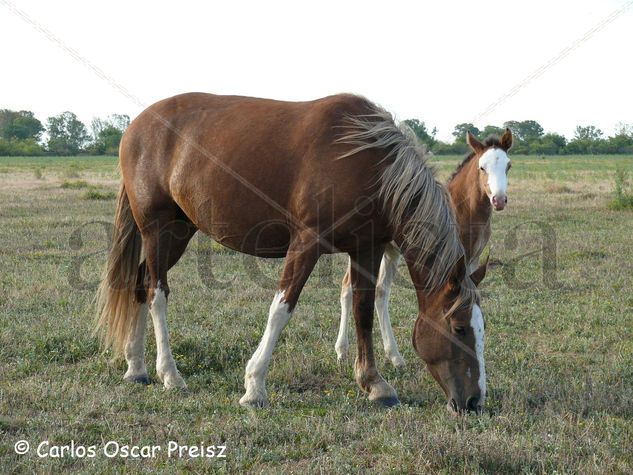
491 194 507 211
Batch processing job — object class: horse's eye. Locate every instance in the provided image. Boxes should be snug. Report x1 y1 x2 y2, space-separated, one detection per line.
453 326 466 336
479 166 485 172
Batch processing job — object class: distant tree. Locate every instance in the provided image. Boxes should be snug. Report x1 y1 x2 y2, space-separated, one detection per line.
0 109 44 141
452 123 480 143
403 119 437 148
46 112 90 155
90 114 130 155
614 122 633 138
503 120 544 142
607 133 633 154
531 133 567 155
573 125 603 141
480 125 505 138
433 141 468 155
0 138 45 156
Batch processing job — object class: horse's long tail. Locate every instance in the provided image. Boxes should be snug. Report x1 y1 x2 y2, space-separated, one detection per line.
95 183 143 357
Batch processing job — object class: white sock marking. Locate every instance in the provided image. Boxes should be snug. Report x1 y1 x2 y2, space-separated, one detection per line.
149 283 184 388
124 303 148 379
242 291 292 404
375 245 404 366
470 303 486 404
335 275 352 360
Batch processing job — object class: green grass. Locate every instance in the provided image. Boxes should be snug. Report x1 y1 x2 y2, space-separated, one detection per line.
1 155 633 473
60 180 90 190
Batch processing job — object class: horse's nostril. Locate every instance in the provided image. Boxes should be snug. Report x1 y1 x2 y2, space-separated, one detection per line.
505 196 508 203
466 396 479 412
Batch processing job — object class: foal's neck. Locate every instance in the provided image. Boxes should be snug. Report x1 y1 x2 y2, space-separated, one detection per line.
447 156 492 261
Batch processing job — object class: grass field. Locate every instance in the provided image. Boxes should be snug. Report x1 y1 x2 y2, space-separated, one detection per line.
1 154 633 473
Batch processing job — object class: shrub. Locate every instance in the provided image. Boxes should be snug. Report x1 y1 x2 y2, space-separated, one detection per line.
60 180 89 189
83 188 116 200
608 167 633 210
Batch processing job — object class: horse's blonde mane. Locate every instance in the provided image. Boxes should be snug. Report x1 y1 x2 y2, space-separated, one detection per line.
337 104 465 292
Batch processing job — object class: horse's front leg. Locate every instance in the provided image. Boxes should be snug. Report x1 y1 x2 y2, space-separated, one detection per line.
239 232 320 408
350 246 399 407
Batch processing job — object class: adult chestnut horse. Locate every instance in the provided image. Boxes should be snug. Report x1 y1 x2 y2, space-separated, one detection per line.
96 92 485 412
336 130 513 367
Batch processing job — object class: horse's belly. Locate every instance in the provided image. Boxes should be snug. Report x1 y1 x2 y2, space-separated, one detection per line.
203 218 291 257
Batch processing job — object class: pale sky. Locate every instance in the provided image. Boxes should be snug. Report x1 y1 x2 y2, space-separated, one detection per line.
1 0 631 142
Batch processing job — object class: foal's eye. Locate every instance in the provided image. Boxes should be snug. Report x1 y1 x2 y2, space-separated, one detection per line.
453 326 466 336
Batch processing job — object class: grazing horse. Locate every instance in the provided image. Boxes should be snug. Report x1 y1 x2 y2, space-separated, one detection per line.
95 92 485 412
336 130 512 367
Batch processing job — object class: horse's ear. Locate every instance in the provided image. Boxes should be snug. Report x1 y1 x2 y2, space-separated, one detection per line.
470 255 489 287
466 131 484 154
500 128 513 151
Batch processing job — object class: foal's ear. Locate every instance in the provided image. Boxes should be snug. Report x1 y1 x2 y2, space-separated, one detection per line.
451 255 467 285
470 255 489 287
466 131 485 154
500 128 513 151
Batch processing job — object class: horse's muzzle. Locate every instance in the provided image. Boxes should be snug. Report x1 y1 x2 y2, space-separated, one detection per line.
447 396 483 416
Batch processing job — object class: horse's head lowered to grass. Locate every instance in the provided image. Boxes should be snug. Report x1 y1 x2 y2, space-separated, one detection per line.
411 255 488 415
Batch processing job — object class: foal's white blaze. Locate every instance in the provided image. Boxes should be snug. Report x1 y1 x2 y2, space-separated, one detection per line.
470 304 486 404
478 147 510 204
241 290 292 406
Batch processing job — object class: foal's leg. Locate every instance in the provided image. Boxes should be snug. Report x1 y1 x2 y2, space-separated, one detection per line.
240 234 320 408
334 259 352 362
375 243 405 368
350 246 399 407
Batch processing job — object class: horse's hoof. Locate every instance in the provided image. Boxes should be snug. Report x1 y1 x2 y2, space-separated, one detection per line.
239 394 267 408
389 355 406 368
124 373 151 385
375 396 401 408
161 373 188 390
335 347 349 363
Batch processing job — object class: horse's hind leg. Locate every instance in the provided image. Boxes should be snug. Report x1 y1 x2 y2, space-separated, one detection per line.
138 208 197 389
123 214 197 386
240 232 320 407
123 303 150 384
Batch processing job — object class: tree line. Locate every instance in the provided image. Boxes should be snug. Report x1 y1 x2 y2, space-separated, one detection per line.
404 119 633 155
0 109 129 156
1 108 632 156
